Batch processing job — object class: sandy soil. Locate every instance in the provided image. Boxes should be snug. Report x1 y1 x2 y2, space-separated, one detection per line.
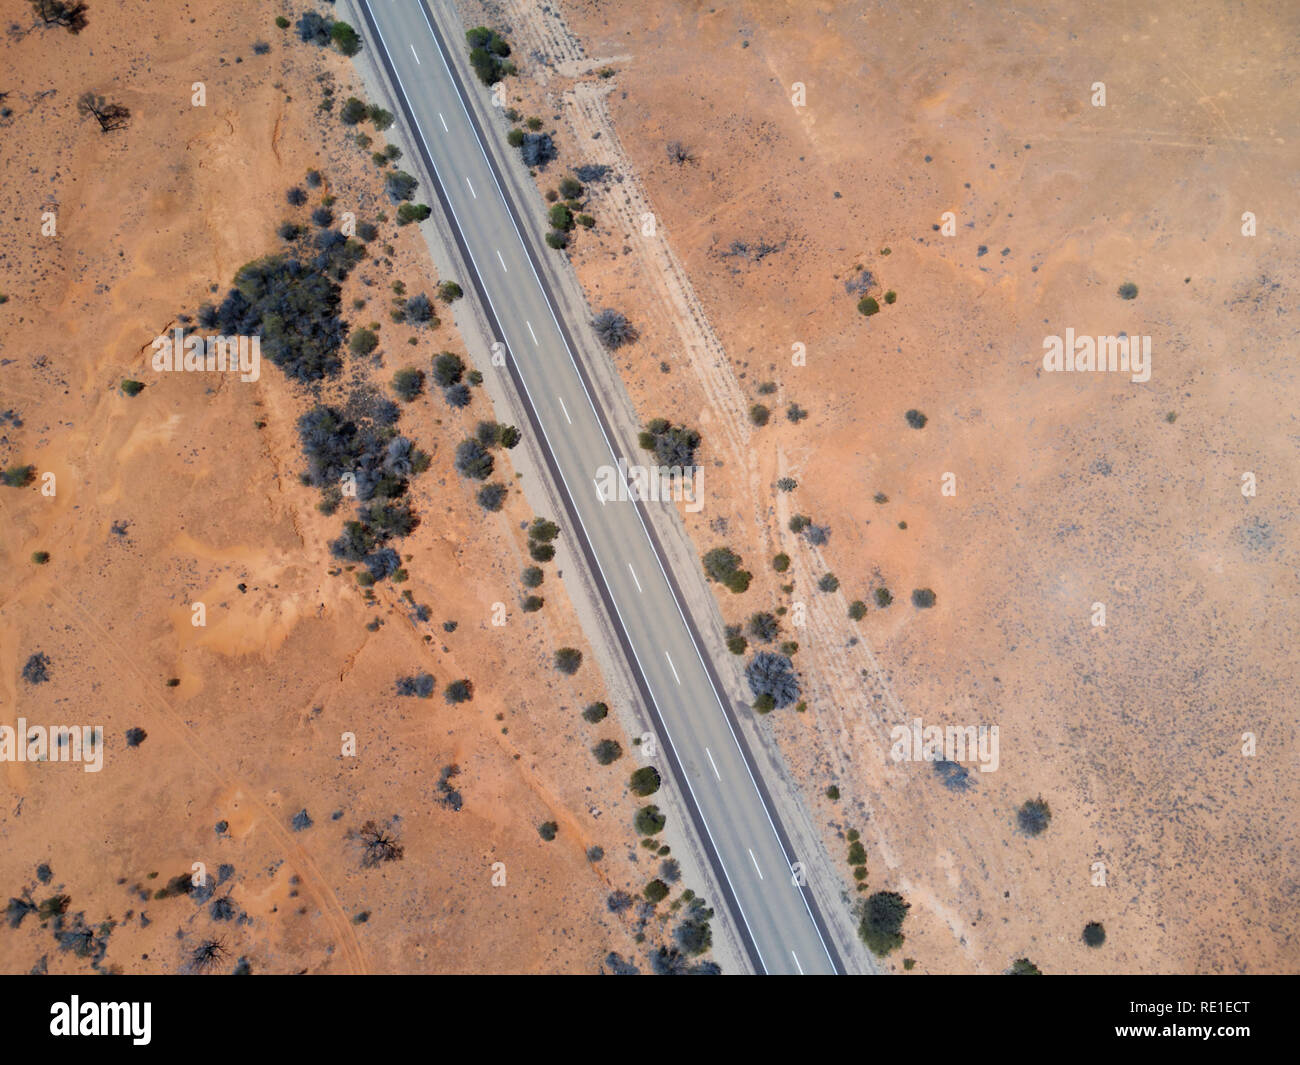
470 0 1300 973
0 2 699 974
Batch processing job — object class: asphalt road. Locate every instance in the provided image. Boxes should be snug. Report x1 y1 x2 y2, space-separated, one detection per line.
355 0 843 975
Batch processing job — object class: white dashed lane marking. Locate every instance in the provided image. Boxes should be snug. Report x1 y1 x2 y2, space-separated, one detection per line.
705 747 721 781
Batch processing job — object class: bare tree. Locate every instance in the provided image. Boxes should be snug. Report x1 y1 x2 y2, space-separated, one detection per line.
32 0 88 32
189 938 228 973
666 140 692 165
77 92 129 133
354 820 404 867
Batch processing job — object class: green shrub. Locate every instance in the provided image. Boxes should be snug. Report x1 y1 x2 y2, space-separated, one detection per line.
392 367 424 401
554 647 582 674
825 785 840 800
911 588 936 608
874 587 893 608
31 551 50 564
858 296 880 316
1017 797 1051 836
521 566 544 589
438 280 463 302
1010 958 1042 974
630 767 661 797
548 203 573 230
3 465 36 487
884 290 897 304
702 546 751 594
1117 282 1138 300
818 573 839 593
432 351 465 386
772 553 790 573
340 97 368 125
538 821 558 841
592 739 623 765
848 600 867 620
507 128 525 147
330 21 361 57
444 679 473 703
121 379 145 396
466 26 515 85
644 879 669 903
858 891 909 956
847 841 867 866
529 518 559 542
350 328 379 356
545 231 568 249
749 403 770 426
395 203 431 225
1082 922 1106 947
635 805 666 836
582 702 608 723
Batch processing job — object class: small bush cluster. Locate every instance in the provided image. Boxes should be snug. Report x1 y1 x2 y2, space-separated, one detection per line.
702 546 751 594
638 418 700 467
466 26 516 85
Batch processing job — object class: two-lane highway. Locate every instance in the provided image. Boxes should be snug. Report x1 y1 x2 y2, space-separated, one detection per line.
354 0 843 974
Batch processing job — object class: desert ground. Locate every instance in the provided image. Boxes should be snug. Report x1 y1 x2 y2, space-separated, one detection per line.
459 0 1300 973
3 0 1296 977
0 2 717 975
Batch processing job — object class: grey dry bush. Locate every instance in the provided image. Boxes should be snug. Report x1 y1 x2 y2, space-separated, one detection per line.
591 308 634 349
